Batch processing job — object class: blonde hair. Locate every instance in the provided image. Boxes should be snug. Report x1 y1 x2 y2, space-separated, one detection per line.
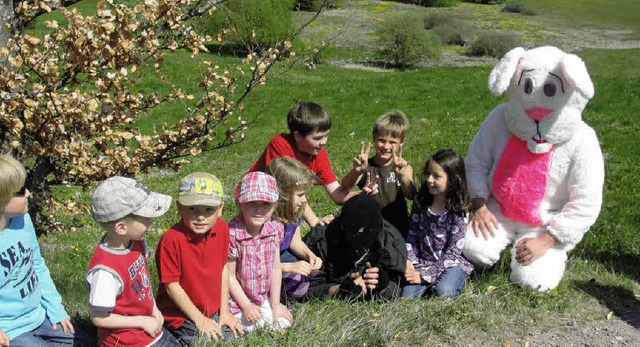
0 155 26 208
265 157 318 224
372 110 409 141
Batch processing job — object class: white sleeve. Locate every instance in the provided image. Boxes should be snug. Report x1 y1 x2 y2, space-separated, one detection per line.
86 268 123 311
465 104 509 200
548 125 604 246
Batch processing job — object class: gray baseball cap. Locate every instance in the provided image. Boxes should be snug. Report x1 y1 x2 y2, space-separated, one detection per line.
91 176 172 223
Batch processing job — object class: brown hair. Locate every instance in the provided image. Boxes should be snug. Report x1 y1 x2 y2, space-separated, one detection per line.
287 101 331 137
417 148 471 215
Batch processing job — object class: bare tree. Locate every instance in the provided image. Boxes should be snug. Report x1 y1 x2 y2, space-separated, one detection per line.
0 0 324 231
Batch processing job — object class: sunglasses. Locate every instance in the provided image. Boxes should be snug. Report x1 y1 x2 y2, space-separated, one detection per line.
14 185 27 197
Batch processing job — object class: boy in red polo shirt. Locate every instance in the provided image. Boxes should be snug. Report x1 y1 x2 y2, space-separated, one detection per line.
249 101 364 226
156 172 243 346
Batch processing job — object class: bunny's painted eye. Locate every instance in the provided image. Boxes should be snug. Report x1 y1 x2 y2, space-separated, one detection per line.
523 78 534 94
543 83 556 97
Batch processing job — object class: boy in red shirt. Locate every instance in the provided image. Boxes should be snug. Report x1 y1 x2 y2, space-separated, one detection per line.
155 172 243 345
250 101 363 226
87 176 177 347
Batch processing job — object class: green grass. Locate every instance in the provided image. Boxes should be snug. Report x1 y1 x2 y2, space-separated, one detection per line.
25 0 640 345
516 0 640 36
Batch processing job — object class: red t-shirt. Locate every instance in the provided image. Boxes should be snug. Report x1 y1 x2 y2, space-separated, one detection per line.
249 133 338 186
87 240 158 347
155 218 230 329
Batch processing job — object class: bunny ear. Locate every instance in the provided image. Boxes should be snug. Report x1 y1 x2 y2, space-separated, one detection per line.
560 54 594 100
488 47 526 96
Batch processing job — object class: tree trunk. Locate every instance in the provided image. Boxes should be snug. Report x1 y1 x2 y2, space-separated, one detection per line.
0 0 12 48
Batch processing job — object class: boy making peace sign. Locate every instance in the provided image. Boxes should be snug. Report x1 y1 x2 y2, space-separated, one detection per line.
341 110 416 238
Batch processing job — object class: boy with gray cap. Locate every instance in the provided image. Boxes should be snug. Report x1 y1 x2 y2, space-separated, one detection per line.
155 172 243 345
86 176 178 347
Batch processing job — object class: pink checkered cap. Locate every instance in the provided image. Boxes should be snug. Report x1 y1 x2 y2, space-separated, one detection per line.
238 171 279 204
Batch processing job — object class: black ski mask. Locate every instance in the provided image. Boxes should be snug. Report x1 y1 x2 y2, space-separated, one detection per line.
340 195 382 252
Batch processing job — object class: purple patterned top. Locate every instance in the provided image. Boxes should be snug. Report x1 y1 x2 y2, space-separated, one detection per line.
406 200 473 284
280 218 302 252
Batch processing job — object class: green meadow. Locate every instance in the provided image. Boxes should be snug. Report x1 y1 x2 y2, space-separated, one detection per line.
27 0 640 345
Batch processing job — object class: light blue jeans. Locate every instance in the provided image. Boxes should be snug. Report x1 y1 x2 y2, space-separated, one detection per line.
9 317 94 347
401 266 468 299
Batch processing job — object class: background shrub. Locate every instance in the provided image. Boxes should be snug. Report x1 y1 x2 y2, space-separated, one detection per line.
294 0 344 11
462 0 506 4
433 21 474 45
376 13 442 69
398 0 459 7
423 12 454 29
466 31 520 57
501 2 537 15
424 13 474 46
193 0 295 51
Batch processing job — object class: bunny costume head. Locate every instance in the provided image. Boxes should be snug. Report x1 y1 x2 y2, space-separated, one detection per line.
489 46 594 153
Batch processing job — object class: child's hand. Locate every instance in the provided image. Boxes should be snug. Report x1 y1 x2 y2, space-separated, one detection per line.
242 303 262 323
316 214 335 226
308 254 323 271
362 266 380 291
392 145 409 176
352 142 371 173
290 260 313 276
52 316 75 335
0 328 9 347
219 310 244 337
361 172 379 196
195 317 223 342
152 306 164 327
272 302 293 325
405 265 422 284
140 316 162 337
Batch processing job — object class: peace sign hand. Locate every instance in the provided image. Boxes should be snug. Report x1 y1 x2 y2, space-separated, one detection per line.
392 146 408 175
352 141 371 173
362 172 379 196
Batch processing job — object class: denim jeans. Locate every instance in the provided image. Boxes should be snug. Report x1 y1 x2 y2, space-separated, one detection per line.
152 327 181 347
169 311 238 346
10 317 94 347
401 266 468 299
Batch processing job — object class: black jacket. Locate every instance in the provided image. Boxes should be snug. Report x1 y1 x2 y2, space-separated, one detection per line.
303 217 407 300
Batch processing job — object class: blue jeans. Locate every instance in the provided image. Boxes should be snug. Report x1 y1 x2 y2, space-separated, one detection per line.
10 317 94 347
169 312 238 346
152 327 181 347
401 266 468 299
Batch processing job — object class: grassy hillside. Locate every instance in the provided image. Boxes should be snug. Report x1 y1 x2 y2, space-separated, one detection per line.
24 0 640 345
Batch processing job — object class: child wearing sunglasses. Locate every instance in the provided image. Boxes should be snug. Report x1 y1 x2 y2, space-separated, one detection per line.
0 154 93 347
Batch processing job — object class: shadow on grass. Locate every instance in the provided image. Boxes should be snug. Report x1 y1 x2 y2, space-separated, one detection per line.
585 251 640 283
573 279 640 329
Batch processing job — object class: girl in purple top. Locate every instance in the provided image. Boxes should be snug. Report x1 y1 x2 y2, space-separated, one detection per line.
402 149 473 298
266 158 323 302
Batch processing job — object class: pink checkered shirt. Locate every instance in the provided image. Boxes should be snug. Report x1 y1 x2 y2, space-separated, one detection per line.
227 215 284 314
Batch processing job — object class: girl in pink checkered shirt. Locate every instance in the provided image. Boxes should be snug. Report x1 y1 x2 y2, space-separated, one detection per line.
227 172 293 333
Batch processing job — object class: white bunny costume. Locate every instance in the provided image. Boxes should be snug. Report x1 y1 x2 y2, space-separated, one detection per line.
462 46 605 291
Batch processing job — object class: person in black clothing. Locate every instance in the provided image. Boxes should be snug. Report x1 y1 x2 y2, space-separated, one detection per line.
302 195 407 301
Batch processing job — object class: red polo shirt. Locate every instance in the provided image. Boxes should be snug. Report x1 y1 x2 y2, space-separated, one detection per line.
155 218 229 329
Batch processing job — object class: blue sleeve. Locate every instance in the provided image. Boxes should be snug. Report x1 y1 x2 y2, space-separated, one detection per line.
26 214 68 323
